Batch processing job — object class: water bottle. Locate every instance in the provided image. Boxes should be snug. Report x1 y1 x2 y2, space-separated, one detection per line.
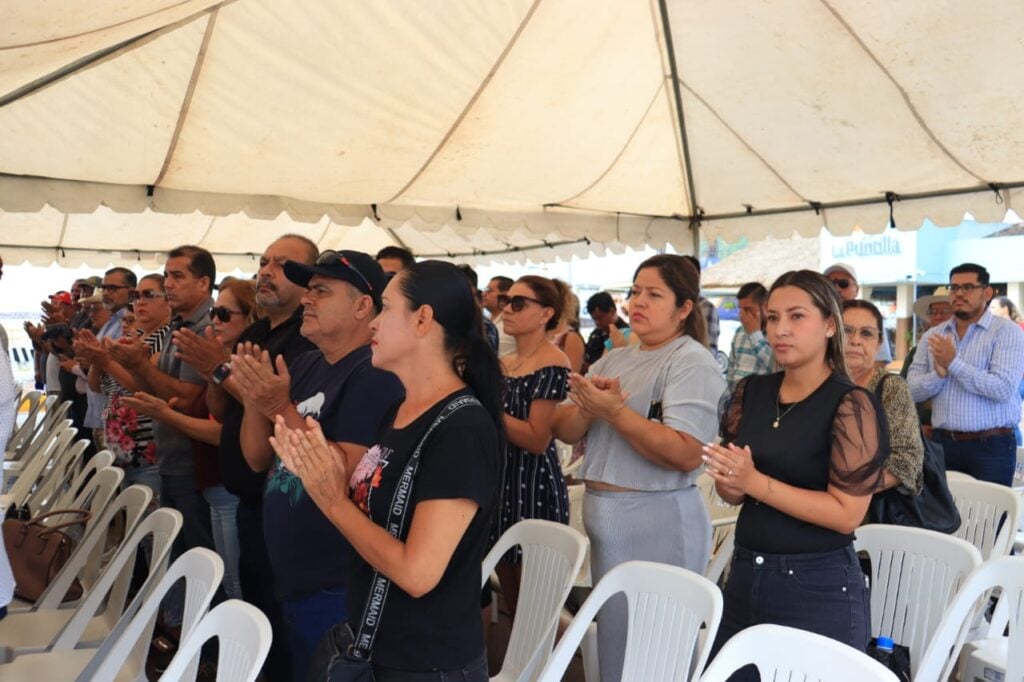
869 636 895 669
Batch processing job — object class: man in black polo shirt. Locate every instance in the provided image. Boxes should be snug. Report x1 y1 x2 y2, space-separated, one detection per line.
174 234 317 680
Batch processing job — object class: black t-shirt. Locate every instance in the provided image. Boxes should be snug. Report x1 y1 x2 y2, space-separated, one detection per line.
347 389 500 670
724 372 887 554
262 345 404 600
219 309 316 505
583 316 628 367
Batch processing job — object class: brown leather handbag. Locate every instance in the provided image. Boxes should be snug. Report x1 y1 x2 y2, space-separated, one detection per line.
2 509 92 602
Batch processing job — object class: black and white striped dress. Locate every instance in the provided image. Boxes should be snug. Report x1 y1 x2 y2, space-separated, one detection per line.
491 365 570 564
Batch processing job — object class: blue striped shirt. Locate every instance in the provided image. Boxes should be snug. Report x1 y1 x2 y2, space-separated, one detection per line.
907 310 1024 431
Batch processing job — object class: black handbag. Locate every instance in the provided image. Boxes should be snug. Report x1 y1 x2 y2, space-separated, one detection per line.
307 396 481 682
867 375 961 534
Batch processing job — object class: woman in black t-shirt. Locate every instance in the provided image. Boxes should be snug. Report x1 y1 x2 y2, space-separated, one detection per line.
703 270 887 677
270 261 503 681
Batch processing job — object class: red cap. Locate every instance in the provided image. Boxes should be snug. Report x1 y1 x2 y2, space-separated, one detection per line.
50 291 73 305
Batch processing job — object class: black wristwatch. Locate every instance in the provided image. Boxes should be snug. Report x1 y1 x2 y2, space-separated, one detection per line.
211 362 232 385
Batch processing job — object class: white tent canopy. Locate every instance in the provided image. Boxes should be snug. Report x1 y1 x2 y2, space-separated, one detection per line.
2 0 1023 267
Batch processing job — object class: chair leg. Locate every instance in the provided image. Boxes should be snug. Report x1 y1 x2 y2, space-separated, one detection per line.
582 622 599 682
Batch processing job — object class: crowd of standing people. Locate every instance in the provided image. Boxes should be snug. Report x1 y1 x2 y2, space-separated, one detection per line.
8 240 1024 681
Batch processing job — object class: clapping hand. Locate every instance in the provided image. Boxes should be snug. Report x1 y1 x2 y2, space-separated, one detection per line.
230 342 292 419
567 373 629 421
269 415 349 513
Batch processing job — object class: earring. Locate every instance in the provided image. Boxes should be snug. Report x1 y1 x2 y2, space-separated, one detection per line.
826 331 834 338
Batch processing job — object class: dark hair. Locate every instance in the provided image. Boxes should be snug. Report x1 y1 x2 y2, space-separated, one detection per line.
586 291 616 315
633 254 708 347
218 278 259 326
992 296 1022 322
400 261 505 441
105 267 137 288
682 254 702 275
376 246 415 270
842 299 884 334
456 264 479 289
949 262 990 287
516 276 567 332
489 276 513 293
769 270 847 377
279 234 319 264
167 245 216 293
139 273 165 291
736 282 768 305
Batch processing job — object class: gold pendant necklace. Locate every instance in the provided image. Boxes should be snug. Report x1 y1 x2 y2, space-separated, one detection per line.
773 393 801 428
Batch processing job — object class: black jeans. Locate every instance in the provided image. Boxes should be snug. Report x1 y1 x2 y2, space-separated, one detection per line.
933 431 1016 486
372 653 489 682
709 544 870 681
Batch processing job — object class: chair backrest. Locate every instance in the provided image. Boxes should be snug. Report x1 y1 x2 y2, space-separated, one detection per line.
4 424 74 506
482 519 588 681
704 524 735 586
31 483 152 611
948 478 1023 561
917 556 1024 682
45 463 124 533
7 390 43 451
945 470 975 482
51 450 115 512
11 395 59 459
538 560 723 682
23 438 89 516
79 547 223 682
698 623 900 682
158 600 272 682
38 399 72 441
854 524 982 672
49 507 183 651
566 483 592 588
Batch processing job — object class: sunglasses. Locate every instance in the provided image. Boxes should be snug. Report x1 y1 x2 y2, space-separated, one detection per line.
501 295 544 312
209 306 244 323
830 278 853 290
842 325 880 342
129 289 166 303
317 250 374 292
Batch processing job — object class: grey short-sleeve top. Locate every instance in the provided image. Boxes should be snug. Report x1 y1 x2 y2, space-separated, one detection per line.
578 335 726 490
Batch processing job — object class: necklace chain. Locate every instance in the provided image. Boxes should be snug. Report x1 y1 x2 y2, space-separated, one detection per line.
773 392 802 428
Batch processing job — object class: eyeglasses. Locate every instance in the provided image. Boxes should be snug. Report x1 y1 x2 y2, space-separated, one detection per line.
100 283 131 292
843 325 880 342
947 283 984 294
830 278 853 290
129 289 165 302
502 295 544 312
209 306 244 323
317 250 374 293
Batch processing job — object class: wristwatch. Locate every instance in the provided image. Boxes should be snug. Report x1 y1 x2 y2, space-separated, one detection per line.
211 362 232 385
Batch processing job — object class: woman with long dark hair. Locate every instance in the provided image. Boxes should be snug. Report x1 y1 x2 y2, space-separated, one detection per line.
704 270 888 677
553 254 725 682
270 260 503 680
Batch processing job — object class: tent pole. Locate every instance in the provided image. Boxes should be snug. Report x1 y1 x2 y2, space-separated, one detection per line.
657 0 701 256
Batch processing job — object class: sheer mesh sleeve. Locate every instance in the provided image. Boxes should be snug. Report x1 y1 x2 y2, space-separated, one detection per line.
829 387 889 494
719 375 750 443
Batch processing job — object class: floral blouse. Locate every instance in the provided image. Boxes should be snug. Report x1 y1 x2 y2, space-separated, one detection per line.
868 367 924 495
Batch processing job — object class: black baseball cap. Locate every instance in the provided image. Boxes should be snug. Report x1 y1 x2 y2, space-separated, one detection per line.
283 249 387 309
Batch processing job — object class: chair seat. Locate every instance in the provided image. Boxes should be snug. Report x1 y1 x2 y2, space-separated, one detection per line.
959 637 1007 682
0 648 144 682
0 608 118 652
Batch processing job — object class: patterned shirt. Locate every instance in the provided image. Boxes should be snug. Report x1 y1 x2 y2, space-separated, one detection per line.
700 297 720 351
907 310 1024 431
726 328 777 390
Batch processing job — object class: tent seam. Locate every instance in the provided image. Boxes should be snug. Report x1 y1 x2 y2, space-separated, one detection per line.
382 0 544 205
818 0 985 183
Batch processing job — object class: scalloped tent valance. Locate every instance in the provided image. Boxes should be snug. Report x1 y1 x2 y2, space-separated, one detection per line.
2 1 1023 267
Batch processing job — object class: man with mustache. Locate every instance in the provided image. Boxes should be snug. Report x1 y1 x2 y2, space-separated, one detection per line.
173 233 318 680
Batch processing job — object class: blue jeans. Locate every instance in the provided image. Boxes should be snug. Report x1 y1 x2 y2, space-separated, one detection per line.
711 544 870 681
372 653 489 681
123 464 162 502
282 587 348 682
202 485 242 600
934 431 1016 486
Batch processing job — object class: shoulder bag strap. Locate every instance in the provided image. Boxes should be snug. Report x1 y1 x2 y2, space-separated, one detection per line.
350 394 482 659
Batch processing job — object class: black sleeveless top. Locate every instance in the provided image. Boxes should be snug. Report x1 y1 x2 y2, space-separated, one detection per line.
722 372 888 554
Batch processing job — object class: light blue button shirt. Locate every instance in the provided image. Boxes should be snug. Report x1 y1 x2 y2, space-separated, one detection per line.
907 310 1024 431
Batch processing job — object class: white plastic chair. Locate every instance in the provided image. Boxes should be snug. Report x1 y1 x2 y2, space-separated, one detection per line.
916 556 1024 682
537 560 723 682
157 600 272 682
6 397 63 466
0 506 182 654
50 450 115 513
482 519 588 682
2 425 76 510
948 477 1023 561
566 483 591 588
854 524 982 673
698 623 900 682
0 547 221 682
946 470 976 482
6 389 43 453
11 484 152 614
22 438 89 516
703 526 735 587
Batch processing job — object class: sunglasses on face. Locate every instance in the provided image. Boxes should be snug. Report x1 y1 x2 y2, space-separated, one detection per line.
317 250 374 292
947 283 983 294
209 306 244 323
830 278 853 290
501 295 544 312
129 289 166 303
843 325 880 342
